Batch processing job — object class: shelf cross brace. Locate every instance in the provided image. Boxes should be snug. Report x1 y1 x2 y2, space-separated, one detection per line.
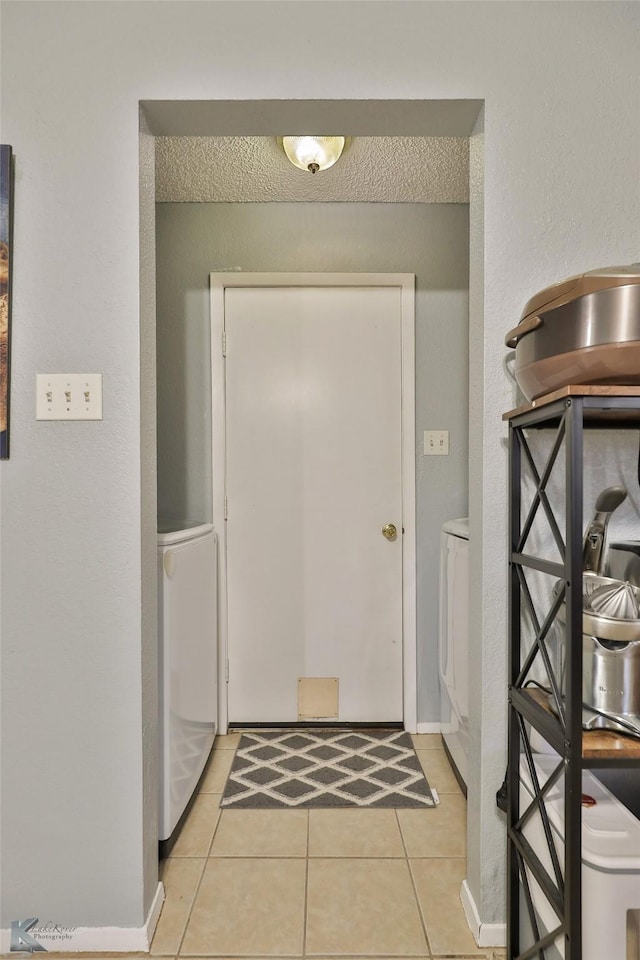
515 566 566 724
516 714 566 894
516 418 567 561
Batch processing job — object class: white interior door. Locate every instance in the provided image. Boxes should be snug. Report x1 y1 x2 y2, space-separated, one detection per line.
220 278 412 724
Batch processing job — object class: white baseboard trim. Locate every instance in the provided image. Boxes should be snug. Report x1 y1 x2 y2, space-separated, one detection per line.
146 881 165 946
460 879 506 948
415 722 442 734
0 881 165 954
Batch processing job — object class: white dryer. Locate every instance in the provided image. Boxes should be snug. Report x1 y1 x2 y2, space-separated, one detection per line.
439 517 469 791
158 521 218 845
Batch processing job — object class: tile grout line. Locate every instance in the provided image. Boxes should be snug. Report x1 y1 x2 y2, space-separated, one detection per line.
170 852 207 960
181 852 454 860
394 807 434 960
173 768 226 957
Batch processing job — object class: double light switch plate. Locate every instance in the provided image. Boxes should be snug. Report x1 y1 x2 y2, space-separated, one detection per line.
423 430 449 455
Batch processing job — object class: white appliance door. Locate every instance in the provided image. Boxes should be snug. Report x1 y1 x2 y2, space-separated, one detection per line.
441 532 469 723
159 531 217 839
224 284 403 723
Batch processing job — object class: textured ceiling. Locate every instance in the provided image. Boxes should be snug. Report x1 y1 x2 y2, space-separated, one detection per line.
156 136 469 203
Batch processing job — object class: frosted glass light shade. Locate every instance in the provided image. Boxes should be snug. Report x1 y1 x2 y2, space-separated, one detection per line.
280 136 346 173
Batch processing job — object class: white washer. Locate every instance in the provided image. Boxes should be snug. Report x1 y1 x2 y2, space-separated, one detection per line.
158 521 217 844
439 517 469 790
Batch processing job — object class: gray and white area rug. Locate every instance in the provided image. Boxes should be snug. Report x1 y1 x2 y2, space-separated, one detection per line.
220 729 437 808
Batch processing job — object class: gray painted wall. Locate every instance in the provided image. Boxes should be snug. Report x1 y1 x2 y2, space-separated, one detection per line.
1 0 639 938
155 201 470 725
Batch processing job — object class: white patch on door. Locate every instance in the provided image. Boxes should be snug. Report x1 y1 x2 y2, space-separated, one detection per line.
298 678 339 719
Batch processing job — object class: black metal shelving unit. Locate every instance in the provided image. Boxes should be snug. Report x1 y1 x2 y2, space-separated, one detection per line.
505 387 640 960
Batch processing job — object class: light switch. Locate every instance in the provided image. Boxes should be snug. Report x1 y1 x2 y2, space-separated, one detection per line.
424 430 449 456
36 374 103 420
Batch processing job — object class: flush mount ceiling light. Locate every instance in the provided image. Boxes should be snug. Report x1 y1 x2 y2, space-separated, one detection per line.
278 136 347 174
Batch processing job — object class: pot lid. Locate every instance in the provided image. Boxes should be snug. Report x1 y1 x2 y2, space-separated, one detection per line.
520 263 640 324
584 263 640 278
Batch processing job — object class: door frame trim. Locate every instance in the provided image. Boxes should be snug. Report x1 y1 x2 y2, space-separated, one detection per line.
210 272 416 733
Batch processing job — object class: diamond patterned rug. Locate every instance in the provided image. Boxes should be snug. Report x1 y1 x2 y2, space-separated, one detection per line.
220 729 437 808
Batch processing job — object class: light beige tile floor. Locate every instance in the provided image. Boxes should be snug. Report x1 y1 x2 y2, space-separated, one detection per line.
50 735 504 960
